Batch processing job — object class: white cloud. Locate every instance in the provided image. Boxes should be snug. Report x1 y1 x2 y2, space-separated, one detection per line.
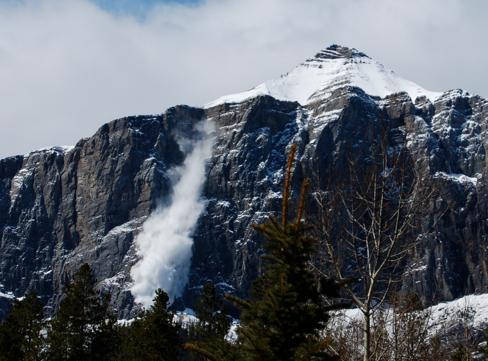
0 0 486 158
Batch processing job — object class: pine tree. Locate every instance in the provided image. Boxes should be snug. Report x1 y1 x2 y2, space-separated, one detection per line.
480 327 488 359
46 263 119 361
0 290 44 361
187 144 347 361
183 283 232 360
118 288 181 360
193 283 230 338
451 342 471 361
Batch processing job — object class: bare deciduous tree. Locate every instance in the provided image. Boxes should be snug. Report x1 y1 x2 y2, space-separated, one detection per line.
324 291 449 361
309 129 447 361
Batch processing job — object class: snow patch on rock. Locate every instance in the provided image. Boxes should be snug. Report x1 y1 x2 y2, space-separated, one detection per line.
435 171 480 186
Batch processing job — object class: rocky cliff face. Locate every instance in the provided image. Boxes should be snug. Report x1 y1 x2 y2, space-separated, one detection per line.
1 45 488 320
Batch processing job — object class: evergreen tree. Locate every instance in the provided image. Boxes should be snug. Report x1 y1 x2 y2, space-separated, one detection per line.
118 288 181 360
451 342 471 361
46 263 119 361
183 283 232 360
186 144 347 361
480 327 488 359
0 290 44 361
193 283 230 338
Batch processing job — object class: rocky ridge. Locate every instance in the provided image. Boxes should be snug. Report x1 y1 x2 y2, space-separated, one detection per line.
1 45 488 320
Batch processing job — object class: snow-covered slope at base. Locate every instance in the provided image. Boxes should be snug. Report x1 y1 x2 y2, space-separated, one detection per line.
173 294 488 345
333 293 488 335
428 294 488 333
205 45 441 108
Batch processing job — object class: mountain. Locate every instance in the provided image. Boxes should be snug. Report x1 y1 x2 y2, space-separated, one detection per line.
206 45 440 106
1 45 488 321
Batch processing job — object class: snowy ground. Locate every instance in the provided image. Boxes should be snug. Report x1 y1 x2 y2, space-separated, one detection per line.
428 294 488 334
329 293 488 338
171 293 488 347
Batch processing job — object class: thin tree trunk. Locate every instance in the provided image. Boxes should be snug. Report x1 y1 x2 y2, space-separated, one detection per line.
363 309 371 361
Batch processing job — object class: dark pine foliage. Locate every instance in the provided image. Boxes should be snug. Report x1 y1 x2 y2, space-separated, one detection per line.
46 263 119 361
187 144 347 361
183 283 232 360
118 288 181 360
0 290 44 361
450 342 468 361
193 283 231 338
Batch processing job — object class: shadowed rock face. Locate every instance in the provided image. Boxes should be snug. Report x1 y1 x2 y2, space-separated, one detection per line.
0 83 487 321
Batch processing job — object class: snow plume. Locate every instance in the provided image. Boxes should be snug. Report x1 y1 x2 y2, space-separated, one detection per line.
130 120 214 307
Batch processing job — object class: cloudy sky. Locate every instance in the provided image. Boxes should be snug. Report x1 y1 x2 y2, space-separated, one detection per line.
0 0 486 158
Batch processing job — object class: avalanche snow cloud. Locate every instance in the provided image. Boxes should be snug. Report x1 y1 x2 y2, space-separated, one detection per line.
131 120 214 306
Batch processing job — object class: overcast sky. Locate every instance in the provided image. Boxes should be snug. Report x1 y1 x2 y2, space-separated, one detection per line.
0 0 486 158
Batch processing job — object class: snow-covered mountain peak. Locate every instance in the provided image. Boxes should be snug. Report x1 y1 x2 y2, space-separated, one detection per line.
205 45 441 108
304 44 370 63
